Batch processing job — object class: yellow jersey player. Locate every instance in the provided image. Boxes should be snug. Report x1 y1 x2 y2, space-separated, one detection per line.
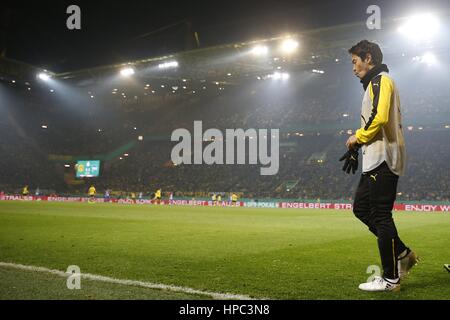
217 194 221 203
154 188 162 205
22 185 29 196
131 192 136 204
88 185 96 203
231 193 238 206
212 193 217 206
347 40 417 292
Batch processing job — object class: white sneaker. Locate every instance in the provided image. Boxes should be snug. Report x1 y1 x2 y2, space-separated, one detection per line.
398 250 419 280
358 276 401 292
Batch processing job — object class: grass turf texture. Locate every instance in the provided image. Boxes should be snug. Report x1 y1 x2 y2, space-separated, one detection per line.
0 201 449 300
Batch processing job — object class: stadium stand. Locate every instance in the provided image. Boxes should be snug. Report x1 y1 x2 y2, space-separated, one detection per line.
1 62 449 201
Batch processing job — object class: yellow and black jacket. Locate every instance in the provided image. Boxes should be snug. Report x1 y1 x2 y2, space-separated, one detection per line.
355 64 406 176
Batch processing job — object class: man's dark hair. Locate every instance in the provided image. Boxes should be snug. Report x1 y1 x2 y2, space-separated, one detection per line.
348 40 383 65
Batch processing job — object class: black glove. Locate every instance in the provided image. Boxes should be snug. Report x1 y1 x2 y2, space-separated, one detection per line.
339 146 360 174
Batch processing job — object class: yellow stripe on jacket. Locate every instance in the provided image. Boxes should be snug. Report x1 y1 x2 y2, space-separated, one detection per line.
356 75 394 144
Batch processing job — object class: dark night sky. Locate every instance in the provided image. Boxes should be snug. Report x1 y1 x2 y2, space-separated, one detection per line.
1 0 449 72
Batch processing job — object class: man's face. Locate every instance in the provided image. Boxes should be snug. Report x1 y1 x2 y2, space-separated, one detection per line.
351 54 372 79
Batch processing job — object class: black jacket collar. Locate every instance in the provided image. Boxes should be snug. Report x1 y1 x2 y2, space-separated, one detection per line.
360 64 389 91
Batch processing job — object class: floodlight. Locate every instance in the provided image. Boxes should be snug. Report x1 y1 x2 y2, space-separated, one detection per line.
120 67 135 76
270 72 289 80
251 45 269 56
398 13 440 42
280 39 299 53
158 61 178 69
421 52 437 66
38 73 51 81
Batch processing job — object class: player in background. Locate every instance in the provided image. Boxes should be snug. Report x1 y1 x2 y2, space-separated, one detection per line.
217 194 222 204
22 185 29 196
345 40 418 292
231 193 238 206
88 185 96 203
169 192 173 205
104 189 110 202
154 188 162 205
212 193 217 206
131 192 136 204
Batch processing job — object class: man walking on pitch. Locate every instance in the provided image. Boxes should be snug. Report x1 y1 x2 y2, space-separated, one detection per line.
341 40 418 292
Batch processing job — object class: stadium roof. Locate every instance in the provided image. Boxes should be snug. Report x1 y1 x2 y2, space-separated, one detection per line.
1 12 450 87
50 21 387 83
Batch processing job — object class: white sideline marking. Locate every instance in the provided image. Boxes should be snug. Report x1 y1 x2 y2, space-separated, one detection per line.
0 261 258 300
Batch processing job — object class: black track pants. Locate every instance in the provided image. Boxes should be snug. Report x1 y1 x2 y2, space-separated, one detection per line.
353 161 408 279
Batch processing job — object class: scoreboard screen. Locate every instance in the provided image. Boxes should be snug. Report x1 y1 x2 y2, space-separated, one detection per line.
75 160 100 178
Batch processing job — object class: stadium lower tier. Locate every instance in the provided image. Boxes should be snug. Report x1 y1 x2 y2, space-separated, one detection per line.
0 130 448 202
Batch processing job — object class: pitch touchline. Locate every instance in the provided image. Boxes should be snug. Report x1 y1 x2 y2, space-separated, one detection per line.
0 261 261 300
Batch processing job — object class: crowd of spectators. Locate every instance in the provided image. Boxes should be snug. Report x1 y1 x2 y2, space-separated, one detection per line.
1 64 448 202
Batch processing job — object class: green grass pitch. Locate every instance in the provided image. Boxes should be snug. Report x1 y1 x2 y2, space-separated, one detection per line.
0 201 449 300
